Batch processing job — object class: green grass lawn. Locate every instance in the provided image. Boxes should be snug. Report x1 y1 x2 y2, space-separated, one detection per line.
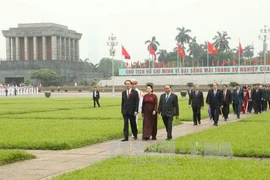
0 97 206 150
147 112 270 158
53 156 270 180
0 150 35 166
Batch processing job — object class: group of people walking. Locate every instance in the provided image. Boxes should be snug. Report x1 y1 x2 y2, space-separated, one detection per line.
120 80 269 141
188 82 270 127
121 79 179 141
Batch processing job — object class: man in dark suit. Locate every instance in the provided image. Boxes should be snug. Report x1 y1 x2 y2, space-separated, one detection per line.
221 84 232 121
232 84 244 119
121 80 139 141
188 84 204 125
93 87 100 108
252 84 262 114
158 84 179 140
188 88 193 97
206 82 223 126
261 85 267 111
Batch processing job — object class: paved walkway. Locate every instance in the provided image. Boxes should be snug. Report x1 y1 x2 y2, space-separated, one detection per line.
0 113 255 180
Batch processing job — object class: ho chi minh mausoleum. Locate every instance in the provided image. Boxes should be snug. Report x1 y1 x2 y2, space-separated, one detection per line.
1 23 102 85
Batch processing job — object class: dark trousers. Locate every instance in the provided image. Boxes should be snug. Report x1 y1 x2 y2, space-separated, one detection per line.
248 101 253 113
232 103 236 114
233 103 241 117
210 106 220 125
93 98 100 107
268 99 270 109
192 107 201 125
122 115 137 140
222 103 229 119
162 116 173 139
262 100 267 111
261 100 265 111
253 101 261 113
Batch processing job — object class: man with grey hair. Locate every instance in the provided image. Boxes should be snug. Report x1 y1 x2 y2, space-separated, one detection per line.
206 82 223 126
158 84 179 140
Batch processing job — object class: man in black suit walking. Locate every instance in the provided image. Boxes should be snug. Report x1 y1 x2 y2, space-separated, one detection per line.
93 87 100 108
188 84 204 125
232 84 244 119
121 80 139 141
158 84 179 140
221 84 232 121
206 82 223 126
252 84 262 114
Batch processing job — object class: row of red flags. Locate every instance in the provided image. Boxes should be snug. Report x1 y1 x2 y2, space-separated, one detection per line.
125 57 270 68
122 42 244 60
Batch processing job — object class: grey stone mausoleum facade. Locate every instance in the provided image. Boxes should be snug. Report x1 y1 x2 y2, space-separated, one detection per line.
1 23 102 85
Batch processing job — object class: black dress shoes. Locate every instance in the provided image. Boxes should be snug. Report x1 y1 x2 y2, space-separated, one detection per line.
198 121 201 124
121 139 128 141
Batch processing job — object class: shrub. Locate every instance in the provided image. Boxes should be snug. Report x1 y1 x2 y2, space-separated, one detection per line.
180 91 187 97
186 82 194 88
44 91 51 98
229 82 238 87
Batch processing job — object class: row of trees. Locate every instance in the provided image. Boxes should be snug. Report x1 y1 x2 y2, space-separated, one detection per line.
144 27 269 66
75 27 270 79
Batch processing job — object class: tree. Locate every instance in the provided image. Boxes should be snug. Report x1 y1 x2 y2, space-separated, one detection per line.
187 37 202 60
229 81 238 87
200 42 207 52
145 36 160 52
98 58 124 78
31 69 60 86
213 31 231 52
157 49 169 63
243 45 254 59
186 82 194 88
175 27 192 48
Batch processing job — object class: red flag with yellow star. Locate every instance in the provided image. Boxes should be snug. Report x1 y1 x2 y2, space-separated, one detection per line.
207 42 218 55
177 44 185 58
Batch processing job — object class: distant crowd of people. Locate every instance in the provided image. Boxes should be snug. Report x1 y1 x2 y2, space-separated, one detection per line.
0 83 39 96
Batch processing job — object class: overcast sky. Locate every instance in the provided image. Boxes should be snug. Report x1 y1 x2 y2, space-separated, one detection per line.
1 0 270 64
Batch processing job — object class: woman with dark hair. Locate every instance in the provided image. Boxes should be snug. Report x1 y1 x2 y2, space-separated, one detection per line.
241 86 249 114
141 84 158 140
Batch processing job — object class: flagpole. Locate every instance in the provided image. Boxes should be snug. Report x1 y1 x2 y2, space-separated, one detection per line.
177 47 179 67
121 44 123 69
252 41 254 66
238 39 240 74
207 41 209 67
148 47 151 76
177 49 180 75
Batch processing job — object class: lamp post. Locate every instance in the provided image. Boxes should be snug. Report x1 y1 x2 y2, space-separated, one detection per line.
107 34 118 97
259 25 270 84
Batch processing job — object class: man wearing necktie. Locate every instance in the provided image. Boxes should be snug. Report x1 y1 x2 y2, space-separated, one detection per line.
158 84 179 140
188 84 204 125
206 82 223 126
232 84 244 119
221 84 232 121
121 80 139 141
